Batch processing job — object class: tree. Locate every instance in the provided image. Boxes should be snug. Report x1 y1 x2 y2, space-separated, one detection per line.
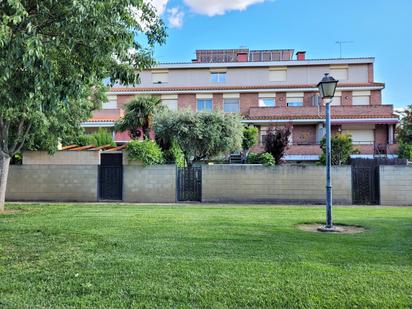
115 95 165 139
398 105 412 144
241 125 258 163
319 134 358 165
0 1 166 211
264 126 292 164
154 110 243 166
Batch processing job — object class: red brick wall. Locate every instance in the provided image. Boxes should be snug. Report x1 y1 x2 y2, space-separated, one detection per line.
292 125 317 144
178 94 196 111
240 93 259 115
375 124 387 145
213 94 223 111
368 63 374 83
117 95 135 109
276 92 287 107
341 91 352 106
303 92 316 107
370 90 382 105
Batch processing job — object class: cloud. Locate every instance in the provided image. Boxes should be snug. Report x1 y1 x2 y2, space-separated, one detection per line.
147 0 169 15
167 7 185 28
183 0 266 16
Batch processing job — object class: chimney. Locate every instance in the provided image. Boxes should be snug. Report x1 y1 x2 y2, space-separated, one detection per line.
236 52 248 62
296 51 306 61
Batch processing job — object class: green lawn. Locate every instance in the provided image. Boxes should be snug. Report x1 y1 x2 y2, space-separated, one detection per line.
1 204 411 308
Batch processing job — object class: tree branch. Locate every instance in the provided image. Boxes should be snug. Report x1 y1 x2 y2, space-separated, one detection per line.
13 123 32 156
9 119 26 154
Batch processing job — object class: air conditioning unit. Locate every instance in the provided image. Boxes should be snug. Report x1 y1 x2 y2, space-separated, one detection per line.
311 94 321 106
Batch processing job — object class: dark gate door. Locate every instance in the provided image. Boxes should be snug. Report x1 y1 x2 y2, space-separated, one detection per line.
351 159 380 205
177 166 202 201
99 153 123 200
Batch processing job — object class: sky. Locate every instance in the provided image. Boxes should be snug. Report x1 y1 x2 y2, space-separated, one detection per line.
146 0 412 108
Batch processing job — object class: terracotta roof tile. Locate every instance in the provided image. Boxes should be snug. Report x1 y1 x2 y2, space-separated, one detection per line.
109 82 385 93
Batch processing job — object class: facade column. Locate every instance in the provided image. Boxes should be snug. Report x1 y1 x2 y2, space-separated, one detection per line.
316 122 324 144
388 124 394 144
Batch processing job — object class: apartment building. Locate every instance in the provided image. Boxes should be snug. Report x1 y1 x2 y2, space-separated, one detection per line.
84 48 399 161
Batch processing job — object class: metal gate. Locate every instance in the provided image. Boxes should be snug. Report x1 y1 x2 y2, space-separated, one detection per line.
99 153 123 200
177 166 202 201
351 158 407 205
351 159 380 205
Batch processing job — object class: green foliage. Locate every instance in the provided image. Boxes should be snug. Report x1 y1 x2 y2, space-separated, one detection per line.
115 96 165 139
160 139 185 167
90 128 116 147
154 109 243 166
398 105 412 144
0 1 166 156
242 126 258 151
126 140 164 166
264 126 292 164
246 152 275 166
319 134 357 165
398 143 412 160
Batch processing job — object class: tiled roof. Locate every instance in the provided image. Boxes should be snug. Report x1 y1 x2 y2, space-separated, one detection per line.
60 144 126 151
109 82 385 93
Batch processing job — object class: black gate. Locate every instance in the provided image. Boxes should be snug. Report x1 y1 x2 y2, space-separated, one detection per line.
177 166 202 201
99 153 123 200
351 159 380 205
351 158 408 205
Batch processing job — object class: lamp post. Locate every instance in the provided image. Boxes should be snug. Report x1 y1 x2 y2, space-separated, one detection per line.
317 73 338 230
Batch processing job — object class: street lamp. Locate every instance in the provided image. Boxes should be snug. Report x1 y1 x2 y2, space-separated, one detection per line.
317 73 338 230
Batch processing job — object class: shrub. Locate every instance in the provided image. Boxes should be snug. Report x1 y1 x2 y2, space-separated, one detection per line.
73 128 115 147
398 143 412 160
246 152 275 166
126 140 164 166
319 134 356 165
264 125 292 164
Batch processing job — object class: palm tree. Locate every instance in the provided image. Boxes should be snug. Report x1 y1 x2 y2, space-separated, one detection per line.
115 95 164 139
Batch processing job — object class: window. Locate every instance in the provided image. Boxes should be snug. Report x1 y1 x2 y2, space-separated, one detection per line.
269 67 287 82
258 93 276 107
161 95 178 111
197 99 213 112
286 92 304 107
223 99 240 113
330 91 342 106
352 91 370 105
152 71 168 84
210 72 226 83
330 66 348 80
102 95 117 109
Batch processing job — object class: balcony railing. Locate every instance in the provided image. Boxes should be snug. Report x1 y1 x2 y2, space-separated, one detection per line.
248 105 396 119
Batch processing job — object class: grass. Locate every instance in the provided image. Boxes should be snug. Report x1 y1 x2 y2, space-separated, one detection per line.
0 204 411 308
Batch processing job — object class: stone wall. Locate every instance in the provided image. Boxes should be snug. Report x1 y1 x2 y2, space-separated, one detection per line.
379 165 412 206
202 164 352 204
6 165 98 201
123 165 176 203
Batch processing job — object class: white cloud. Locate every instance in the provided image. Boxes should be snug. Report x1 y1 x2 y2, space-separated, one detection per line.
147 0 169 15
184 0 266 16
167 7 185 28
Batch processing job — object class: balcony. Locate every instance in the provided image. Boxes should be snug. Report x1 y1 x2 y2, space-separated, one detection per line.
248 105 396 120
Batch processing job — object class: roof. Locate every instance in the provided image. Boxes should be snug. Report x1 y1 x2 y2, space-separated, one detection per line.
109 82 385 94
60 144 126 151
245 114 399 120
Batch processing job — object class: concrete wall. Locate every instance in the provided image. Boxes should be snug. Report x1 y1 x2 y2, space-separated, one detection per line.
380 165 412 206
123 165 176 203
202 165 352 204
23 151 100 165
6 165 98 201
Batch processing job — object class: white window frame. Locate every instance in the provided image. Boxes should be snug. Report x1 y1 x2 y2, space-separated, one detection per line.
161 94 178 111
223 93 240 113
330 65 348 81
152 70 169 84
210 72 226 83
258 93 276 107
286 92 304 107
352 91 371 105
269 67 287 82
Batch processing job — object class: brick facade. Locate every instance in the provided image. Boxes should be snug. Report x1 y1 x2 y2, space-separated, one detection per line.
240 93 259 115
178 94 196 111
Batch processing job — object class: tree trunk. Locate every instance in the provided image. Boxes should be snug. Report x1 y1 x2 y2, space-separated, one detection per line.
0 153 11 212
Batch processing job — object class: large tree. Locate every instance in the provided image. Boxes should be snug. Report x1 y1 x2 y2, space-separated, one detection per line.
0 0 166 211
115 95 164 139
154 110 243 166
398 105 412 144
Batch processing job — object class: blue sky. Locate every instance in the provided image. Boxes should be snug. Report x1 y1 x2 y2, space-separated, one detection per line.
149 0 412 108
